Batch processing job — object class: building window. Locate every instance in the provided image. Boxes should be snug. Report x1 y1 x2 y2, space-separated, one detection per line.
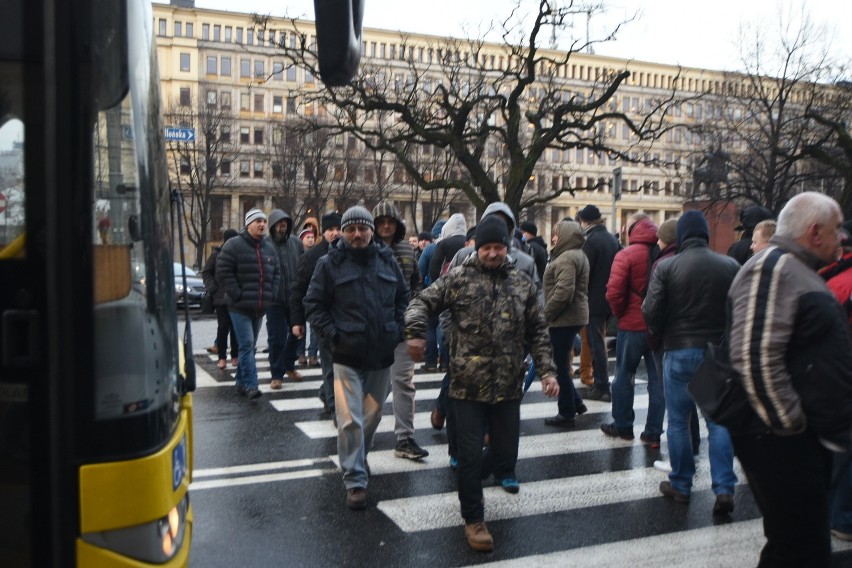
240 93 250 111
179 52 190 72
206 90 217 106
202 24 209 40
221 56 231 76
254 93 263 112
254 60 264 78
240 127 250 144
236 27 243 43
180 156 190 174
225 26 232 42
158 19 167 37
220 160 231 175
286 66 296 81
253 161 264 178
240 161 250 177
273 95 283 113
213 25 221 42
254 127 264 145
221 91 232 109
247 28 254 45
272 164 282 178
206 56 217 75
240 59 250 78
185 22 193 38
286 96 296 113
273 62 283 81
221 125 231 142
305 69 314 83
290 34 296 48
179 87 191 106
174 21 182 37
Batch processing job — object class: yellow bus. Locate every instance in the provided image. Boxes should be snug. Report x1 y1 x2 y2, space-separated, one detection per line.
0 0 194 564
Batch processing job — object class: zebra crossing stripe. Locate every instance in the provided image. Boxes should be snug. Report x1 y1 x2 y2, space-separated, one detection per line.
190 468 327 490
294 396 645 439
470 519 768 568
376 463 746 532
193 458 322 478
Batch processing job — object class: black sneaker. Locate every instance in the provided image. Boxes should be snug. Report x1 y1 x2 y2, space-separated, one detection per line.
544 414 576 428
234 385 247 396
713 493 734 516
600 422 634 440
585 387 611 402
394 437 429 460
246 388 262 400
346 487 367 510
640 432 661 448
576 403 588 416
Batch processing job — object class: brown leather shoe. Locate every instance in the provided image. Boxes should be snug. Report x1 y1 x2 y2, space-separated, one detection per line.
464 521 494 552
580 375 594 386
207 345 219 354
430 408 445 430
346 488 367 510
297 355 308 367
286 370 303 382
308 356 319 367
231 358 238 367
270 379 284 390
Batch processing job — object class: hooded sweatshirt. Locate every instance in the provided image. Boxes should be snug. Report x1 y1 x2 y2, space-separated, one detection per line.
429 213 467 282
606 217 658 331
543 220 589 327
372 201 422 299
266 209 304 307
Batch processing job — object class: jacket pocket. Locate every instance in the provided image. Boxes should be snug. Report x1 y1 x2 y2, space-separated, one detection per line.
335 320 367 355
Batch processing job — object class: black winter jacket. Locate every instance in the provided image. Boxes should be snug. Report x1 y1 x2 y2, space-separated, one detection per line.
289 238 332 327
583 223 620 317
201 247 226 306
642 238 740 350
215 230 280 318
304 239 409 370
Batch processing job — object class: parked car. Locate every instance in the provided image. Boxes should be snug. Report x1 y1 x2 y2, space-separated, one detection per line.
174 262 205 307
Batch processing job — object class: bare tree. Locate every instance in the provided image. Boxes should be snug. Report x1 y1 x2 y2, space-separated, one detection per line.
686 7 845 214
260 0 679 219
165 93 238 267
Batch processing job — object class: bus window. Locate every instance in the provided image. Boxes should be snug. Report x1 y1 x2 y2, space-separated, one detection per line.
0 119 25 258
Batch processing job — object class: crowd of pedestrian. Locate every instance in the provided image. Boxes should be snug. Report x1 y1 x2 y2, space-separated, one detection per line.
200 192 852 559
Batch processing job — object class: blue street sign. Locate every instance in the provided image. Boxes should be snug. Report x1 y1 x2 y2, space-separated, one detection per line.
164 127 196 142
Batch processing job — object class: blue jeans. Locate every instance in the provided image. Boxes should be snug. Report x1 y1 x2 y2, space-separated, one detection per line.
549 326 583 418
296 324 319 358
333 364 392 489
229 311 263 390
664 348 736 496
266 304 298 378
612 330 665 435
586 315 610 392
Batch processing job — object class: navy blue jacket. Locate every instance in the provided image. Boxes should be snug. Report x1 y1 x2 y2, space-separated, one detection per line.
304 239 409 369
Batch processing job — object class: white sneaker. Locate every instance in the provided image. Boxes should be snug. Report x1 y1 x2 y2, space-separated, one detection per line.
654 459 672 473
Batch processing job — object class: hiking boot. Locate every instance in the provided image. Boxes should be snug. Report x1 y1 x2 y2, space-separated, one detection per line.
713 493 734 516
600 422 634 440
659 481 690 503
270 379 284 390
286 370 304 382
640 432 661 449
585 387 611 402
395 437 429 460
576 403 588 416
297 355 308 367
464 521 494 552
498 477 520 494
430 408 445 430
308 356 319 367
544 414 576 428
346 488 367 510
246 388 262 400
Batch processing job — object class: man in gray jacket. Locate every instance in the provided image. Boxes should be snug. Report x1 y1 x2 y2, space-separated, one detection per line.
266 209 304 388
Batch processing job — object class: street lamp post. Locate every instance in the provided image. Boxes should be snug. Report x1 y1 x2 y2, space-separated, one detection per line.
611 166 622 233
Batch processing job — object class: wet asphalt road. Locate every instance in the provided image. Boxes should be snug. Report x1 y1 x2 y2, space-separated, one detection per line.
180 312 852 567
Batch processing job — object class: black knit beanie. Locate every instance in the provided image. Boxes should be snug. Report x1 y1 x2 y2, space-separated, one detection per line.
676 210 710 247
475 215 510 250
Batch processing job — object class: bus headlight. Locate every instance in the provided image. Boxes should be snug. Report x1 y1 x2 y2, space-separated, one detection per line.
81 493 189 563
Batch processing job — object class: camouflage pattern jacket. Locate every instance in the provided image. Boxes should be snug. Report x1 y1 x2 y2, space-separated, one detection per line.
405 255 556 404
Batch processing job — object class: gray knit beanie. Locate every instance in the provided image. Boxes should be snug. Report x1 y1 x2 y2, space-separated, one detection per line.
340 206 375 231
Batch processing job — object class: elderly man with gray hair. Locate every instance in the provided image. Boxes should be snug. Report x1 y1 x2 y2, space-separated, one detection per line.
727 192 852 567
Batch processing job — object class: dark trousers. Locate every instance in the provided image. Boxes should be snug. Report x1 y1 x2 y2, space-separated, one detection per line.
586 315 610 392
425 316 439 367
732 430 832 568
266 304 298 378
214 304 238 359
550 326 582 418
454 398 521 523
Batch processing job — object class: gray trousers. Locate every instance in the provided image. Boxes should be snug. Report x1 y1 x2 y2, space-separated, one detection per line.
390 341 417 441
333 364 391 489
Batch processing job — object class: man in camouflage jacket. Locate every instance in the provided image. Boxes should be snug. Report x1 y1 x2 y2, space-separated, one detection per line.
404 215 558 552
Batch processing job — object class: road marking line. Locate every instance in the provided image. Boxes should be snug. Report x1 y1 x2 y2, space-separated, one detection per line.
194 458 322 478
190 469 327 490
376 463 745 532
